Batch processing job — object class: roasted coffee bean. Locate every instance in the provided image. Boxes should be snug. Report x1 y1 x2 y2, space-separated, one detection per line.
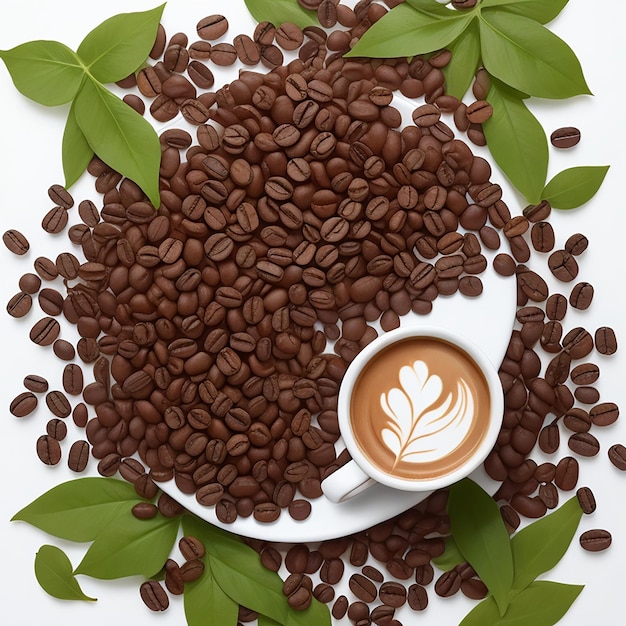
140 580 169 611
546 293 567 321
576 486 596 514
41 206 68 233
349 573 377 603
36 435 62 465
571 362 600 385
530 221 555 253
7 291 32 318
288 499 311 521
569 281 594 310
332 595 349 620
132 502 158 520
68 440 90 472
45 390 71 418
62 364 84 395
608 443 626 470
565 233 589 256
29 316 60 346
550 126 581 148
548 249 578 282
10 391 38 417
379 581 407 607
3 229 29 255
595 326 617 355
590 402 619 426
568 432 600 457
46 418 67 440
579 529 612 552
555 456 579 490
197 14 228 40
23 374 48 393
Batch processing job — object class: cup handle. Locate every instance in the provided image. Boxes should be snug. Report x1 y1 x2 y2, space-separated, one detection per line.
321 459 377 503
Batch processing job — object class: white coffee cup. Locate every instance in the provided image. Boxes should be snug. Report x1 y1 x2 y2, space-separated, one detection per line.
321 325 504 503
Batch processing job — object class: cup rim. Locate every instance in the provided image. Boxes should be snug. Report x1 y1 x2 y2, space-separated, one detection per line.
337 324 504 492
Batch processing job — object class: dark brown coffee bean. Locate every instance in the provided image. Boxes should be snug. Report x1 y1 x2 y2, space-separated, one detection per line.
563 408 591 433
546 293 567 321
530 221 555 253
608 443 626 470
41 206 68 233
379 581 407 607
562 327 593 359
548 249 578 282
555 456 579 490
576 486 596 514
579 529 611 552
538 423 559 454
23 374 49 393
568 432 600 457
140 580 169 611
132 502 158 520
349 573 377 603
3 229 29 255
595 326 617 355
36 434 62 465
7 291 32 318
550 126 581 148
569 281 594 310
288 499 311 521
253 502 280 523
590 402 619 427
46 418 67 441
68 440 90 472
10 391 38 417
570 362 599 385
197 14 228 40
565 233 589 256
29 316 60 346
493 253 516 277
574 386 600 405
523 200 551 222
62 364 84 396
320 558 344 585
45 390 71 418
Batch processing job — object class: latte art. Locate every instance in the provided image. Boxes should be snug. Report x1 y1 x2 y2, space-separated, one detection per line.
350 337 491 481
380 360 476 467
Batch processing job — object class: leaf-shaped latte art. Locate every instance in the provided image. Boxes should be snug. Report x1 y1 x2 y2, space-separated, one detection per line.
380 360 475 467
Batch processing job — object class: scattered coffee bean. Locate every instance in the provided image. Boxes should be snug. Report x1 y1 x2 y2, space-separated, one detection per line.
579 529 612 552
550 126 581 149
608 444 626 470
36 434 62 465
68 440 90 472
595 326 617 355
3 229 29 255
576 486 596 514
10 391 38 417
7 291 32 318
140 580 169 611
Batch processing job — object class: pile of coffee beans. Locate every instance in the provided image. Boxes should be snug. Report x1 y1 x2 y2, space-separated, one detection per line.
4 1 620 623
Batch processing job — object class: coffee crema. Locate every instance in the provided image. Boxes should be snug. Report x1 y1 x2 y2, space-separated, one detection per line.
350 337 491 480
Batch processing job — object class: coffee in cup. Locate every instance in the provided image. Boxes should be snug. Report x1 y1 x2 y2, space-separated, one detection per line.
322 326 503 503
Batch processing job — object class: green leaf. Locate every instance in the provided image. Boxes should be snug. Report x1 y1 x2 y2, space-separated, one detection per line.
183 515 331 626
258 617 282 626
511 497 582 591
34 545 96 602
74 77 161 207
346 4 473 58
12 478 140 542
460 595 501 626
63 101 94 188
542 165 610 209
479 10 591 98
448 479 513 616
404 0 459 18
77 4 165 84
483 78 548 202
480 0 569 24
442 19 480 99
432 536 465 571
0 41 84 105
461 581 583 625
74 510 179 579
184 558 239 626
243 0 318 29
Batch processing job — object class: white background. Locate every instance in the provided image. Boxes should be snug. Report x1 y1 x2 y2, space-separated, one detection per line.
0 0 624 624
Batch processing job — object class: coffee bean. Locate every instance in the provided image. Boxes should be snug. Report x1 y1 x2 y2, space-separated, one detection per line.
546 293 567 321
7 291 32 318
45 390 71 418
332 595 349 620
590 402 619 426
46 419 67 441
595 326 617 355
608 443 626 470
555 456 579 490
41 206 68 233
10 391 38 417
550 126 581 148
565 233 589 256
3 229 29 255
568 432 600 457
569 282 594 310
579 529 611 552
548 249 578 282
197 14 228 40
68 440 90 472
140 580 169 611
576 486 596 514
349 573 377 603
36 434 62 465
